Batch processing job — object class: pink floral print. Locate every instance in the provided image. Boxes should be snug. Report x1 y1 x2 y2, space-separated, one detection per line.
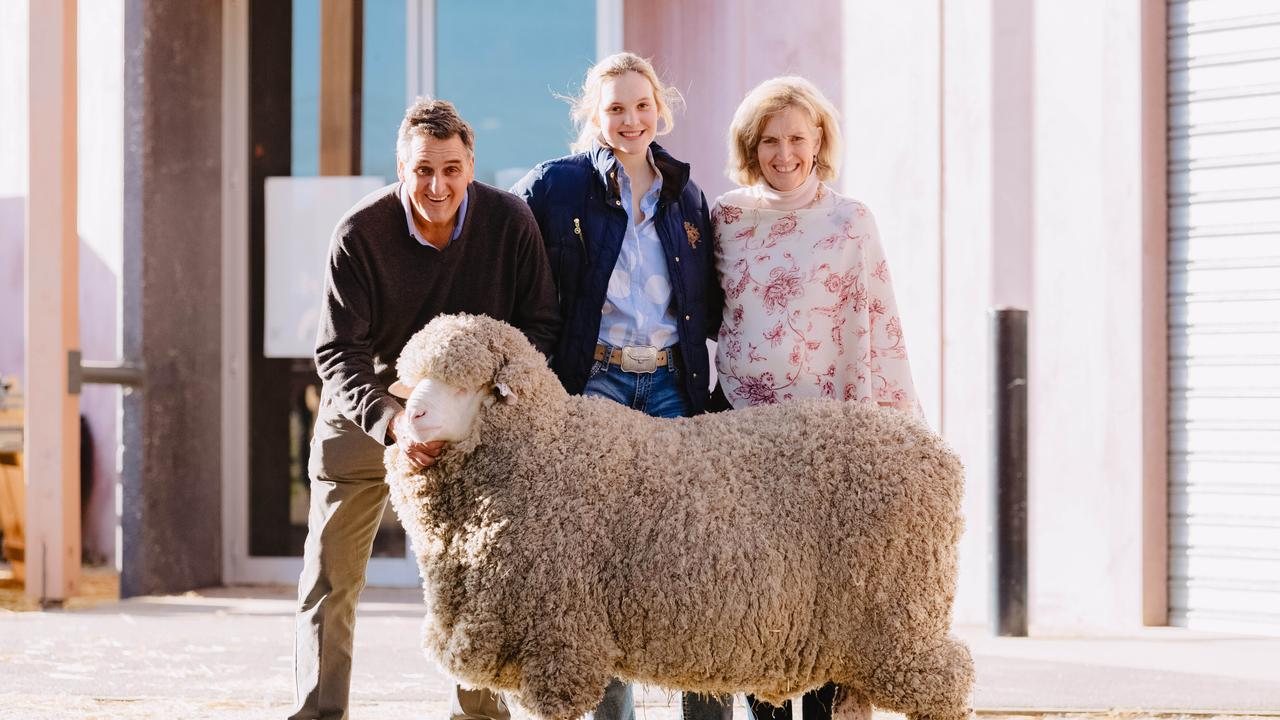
711 191 920 416
767 213 800 244
734 372 781 406
761 264 804 314
763 322 786 347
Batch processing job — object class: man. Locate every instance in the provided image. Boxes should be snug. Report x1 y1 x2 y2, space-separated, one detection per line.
291 98 559 720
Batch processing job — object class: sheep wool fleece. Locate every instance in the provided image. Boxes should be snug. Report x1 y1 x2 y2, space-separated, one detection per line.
384 314 974 720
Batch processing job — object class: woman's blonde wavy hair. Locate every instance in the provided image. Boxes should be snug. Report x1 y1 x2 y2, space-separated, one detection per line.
566 52 683 153
726 76 842 187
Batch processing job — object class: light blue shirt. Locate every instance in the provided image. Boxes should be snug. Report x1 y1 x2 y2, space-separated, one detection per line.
598 149 679 349
400 182 469 249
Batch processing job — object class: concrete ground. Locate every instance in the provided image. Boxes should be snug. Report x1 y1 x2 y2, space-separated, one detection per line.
1 578 1279 719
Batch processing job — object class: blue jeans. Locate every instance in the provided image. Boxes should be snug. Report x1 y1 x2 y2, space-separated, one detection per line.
581 350 689 419
583 349 729 720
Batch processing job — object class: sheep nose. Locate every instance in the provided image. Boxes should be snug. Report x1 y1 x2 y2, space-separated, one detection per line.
412 410 427 421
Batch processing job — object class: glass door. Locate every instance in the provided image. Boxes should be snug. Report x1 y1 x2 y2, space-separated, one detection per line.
225 0 616 586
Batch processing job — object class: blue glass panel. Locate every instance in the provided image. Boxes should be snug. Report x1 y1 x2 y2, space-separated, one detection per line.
434 0 596 186
361 0 407 182
291 0 321 177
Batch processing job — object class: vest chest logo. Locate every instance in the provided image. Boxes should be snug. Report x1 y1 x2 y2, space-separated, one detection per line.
684 221 700 249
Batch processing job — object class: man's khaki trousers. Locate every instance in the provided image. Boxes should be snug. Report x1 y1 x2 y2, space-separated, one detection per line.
289 410 509 720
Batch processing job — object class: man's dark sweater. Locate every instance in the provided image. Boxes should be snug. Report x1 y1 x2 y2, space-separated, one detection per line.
314 181 559 452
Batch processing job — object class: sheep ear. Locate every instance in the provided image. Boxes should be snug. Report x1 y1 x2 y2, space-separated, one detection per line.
493 382 517 404
489 348 520 404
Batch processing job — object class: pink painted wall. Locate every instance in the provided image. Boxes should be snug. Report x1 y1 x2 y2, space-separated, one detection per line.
841 2 943 431
624 0 844 202
939 0 997 625
844 0 1167 633
0 0 122 567
0 215 119 566
1028 0 1167 631
0 198 23 384
78 239 119 567
990 0 1035 312
76 0 125 568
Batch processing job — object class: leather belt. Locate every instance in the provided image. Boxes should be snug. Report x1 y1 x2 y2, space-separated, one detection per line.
593 344 674 374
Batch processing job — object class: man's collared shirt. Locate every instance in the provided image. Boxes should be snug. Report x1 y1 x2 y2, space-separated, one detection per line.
400 182 469 249
597 148 679 350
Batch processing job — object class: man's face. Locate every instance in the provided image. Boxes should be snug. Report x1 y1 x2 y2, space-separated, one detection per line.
397 134 475 229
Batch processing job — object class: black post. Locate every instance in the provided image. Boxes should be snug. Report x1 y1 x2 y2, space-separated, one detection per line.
991 307 1028 636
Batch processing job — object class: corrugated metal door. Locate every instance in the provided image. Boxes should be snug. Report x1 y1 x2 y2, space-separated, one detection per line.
1167 0 1280 634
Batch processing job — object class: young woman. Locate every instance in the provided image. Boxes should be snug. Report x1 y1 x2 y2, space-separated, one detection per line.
512 52 727 720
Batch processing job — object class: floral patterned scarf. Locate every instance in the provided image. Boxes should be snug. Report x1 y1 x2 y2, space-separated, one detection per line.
712 186 921 416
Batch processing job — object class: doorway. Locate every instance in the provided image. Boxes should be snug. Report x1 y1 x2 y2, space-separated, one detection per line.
221 0 617 586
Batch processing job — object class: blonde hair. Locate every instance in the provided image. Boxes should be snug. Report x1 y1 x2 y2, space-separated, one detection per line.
726 76 842 187
567 52 683 153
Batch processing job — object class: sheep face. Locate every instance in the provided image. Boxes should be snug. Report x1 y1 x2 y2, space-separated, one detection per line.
403 377 487 444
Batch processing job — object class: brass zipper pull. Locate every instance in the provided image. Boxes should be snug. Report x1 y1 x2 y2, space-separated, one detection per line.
573 217 584 250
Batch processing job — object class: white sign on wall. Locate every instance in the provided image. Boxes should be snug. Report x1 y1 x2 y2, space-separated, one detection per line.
264 175 386 358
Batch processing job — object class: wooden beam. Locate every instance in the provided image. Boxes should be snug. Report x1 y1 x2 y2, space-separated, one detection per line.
25 0 80 605
319 0 357 176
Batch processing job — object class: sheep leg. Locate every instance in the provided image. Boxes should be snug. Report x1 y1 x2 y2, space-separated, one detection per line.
509 644 612 720
831 685 872 720
856 634 974 720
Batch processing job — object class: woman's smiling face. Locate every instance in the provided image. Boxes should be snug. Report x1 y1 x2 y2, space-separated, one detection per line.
756 105 822 192
595 70 658 158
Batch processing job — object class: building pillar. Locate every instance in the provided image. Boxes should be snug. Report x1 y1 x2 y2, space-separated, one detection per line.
25 0 80 605
121 0 223 597
319 0 362 176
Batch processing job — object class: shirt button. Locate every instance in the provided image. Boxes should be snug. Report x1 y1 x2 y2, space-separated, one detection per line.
615 200 621 206
693 372 698 378
684 314 691 321
674 256 681 263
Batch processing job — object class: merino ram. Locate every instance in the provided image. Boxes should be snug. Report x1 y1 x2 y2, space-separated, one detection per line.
383 313 973 720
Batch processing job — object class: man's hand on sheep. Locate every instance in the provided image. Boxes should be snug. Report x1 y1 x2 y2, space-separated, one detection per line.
390 410 446 469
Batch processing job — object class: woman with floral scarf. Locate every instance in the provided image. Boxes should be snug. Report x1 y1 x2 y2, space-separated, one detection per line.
712 79 922 719
712 76 920 421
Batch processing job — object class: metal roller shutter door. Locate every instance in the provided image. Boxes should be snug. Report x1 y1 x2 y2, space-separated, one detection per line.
1167 0 1280 634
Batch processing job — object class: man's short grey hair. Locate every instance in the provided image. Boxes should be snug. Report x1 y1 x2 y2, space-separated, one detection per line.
397 97 475 161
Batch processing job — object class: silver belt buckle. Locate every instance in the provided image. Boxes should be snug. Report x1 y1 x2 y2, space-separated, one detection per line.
620 345 659 374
